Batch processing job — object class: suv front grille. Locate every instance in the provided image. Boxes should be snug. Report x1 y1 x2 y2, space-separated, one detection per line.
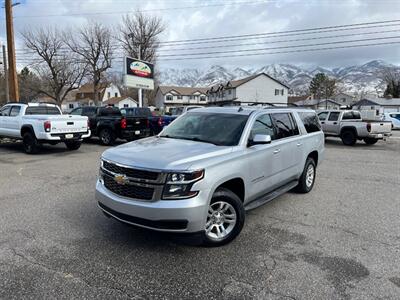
103 175 154 200
103 160 159 181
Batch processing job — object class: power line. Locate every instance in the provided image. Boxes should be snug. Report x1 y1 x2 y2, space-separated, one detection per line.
157 41 400 61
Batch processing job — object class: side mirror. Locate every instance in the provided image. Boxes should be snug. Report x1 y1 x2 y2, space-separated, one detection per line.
249 134 272 146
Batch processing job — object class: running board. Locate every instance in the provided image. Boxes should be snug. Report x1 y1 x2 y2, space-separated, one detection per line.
244 180 299 211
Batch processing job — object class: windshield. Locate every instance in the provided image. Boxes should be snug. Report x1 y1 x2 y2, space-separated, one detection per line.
160 112 248 146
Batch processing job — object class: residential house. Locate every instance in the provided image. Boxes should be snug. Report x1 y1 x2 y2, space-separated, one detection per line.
154 86 208 109
103 96 138 109
207 73 289 106
288 94 313 105
293 99 341 110
333 92 356 107
352 98 400 116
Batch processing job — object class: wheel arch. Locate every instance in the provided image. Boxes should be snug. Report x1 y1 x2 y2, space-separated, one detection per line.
20 125 36 138
307 150 319 166
212 177 245 203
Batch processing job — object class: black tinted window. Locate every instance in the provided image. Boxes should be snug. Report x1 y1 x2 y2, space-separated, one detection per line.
328 112 340 121
25 106 61 115
122 108 152 117
318 112 329 121
82 107 96 116
70 108 83 115
250 114 275 140
0 106 11 116
10 106 21 117
99 107 121 116
271 113 296 139
299 112 321 133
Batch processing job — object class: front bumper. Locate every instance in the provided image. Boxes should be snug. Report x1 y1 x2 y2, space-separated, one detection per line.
95 180 209 233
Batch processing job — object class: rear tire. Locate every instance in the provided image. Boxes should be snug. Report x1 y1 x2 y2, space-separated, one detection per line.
202 188 245 247
294 157 316 193
340 130 357 146
22 132 40 154
363 138 378 145
99 128 115 146
65 141 81 150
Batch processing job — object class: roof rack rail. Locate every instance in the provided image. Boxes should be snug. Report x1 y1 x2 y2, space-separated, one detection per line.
2 101 28 105
31 102 58 106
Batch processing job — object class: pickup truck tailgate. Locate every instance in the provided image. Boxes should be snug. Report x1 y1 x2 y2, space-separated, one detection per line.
126 117 148 130
368 121 392 134
47 116 88 133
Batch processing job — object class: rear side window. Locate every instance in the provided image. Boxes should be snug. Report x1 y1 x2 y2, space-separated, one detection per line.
271 113 297 139
25 106 61 115
0 106 11 116
318 112 329 121
390 113 400 121
328 112 340 121
250 114 276 140
82 107 97 116
298 112 321 133
10 106 21 117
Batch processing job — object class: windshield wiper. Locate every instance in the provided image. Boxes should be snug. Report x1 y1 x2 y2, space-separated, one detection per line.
180 136 221 146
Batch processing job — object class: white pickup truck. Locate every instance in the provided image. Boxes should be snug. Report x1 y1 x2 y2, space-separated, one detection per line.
317 110 392 145
0 103 90 154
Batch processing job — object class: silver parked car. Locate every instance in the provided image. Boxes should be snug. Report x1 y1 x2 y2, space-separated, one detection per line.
96 107 325 246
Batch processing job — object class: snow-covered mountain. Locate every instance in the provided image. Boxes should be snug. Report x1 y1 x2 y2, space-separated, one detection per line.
158 60 398 96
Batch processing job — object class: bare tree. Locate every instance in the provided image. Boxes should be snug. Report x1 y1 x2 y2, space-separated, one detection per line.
21 27 86 104
119 11 165 63
65 22 113 105
380 67 400 98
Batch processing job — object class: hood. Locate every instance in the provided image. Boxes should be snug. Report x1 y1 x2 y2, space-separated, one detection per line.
101 136 233 171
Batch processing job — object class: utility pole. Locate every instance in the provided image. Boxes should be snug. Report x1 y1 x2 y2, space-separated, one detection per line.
138 44 143 107
2 45 10 103
5 0 20 102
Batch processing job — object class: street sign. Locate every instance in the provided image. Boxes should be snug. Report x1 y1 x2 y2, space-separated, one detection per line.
123 57 154 90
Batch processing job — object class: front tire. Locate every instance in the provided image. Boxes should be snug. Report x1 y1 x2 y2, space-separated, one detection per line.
65 141 81 150
364 138 378 145
23 132 40 154
294 157 316 193
203 188 245 247
340 130 357 146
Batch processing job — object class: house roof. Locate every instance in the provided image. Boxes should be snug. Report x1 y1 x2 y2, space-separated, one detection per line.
158 86 208 96
352 99 380 107
365 98 400 106
288 95 312 104
103 96 137 105
78 83 110 93
208 73 290 93
294 99 341 106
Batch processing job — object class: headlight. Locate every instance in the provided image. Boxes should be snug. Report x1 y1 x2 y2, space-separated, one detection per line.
163 170 204 200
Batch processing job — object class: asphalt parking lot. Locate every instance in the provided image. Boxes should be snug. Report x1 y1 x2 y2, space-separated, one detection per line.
1 133 399 299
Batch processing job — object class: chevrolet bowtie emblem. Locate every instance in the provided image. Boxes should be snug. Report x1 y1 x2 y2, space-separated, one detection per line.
114 174 129 185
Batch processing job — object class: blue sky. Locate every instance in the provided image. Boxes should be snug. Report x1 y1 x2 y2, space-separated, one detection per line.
1 0 399 70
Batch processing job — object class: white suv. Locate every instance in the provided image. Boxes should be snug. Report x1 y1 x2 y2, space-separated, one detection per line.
96 107 324 246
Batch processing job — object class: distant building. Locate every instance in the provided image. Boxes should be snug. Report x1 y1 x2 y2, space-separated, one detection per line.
154 86 208 109
61 83 122 112
352 98 400 115
207 73 289 106
103 96 138 109
288 95 313 105
333 92 356 107
294 99 341 110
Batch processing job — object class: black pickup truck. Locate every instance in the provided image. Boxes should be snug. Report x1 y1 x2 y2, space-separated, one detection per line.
120 107 175 135
70 106 150 145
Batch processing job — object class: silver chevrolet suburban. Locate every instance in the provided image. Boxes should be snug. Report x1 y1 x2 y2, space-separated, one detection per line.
96 107 324 246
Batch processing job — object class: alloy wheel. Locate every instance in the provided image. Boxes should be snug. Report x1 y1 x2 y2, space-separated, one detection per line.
306 164 315 188
205 201 237 241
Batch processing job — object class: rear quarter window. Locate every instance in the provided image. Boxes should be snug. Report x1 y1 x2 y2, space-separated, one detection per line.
298 112 322 133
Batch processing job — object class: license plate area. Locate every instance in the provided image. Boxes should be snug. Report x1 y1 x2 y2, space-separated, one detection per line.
65 134 74 139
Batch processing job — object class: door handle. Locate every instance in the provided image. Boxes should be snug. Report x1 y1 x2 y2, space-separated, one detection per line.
273 149 281 154
321 121 325 124
333 122 337 125
297 142 302 147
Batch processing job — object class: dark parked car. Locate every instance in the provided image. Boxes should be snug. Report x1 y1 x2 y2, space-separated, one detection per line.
121 107 174 135
70 106 150 145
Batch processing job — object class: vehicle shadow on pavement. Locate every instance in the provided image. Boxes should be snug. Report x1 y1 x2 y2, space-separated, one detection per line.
324 138 385 148
0 140 82 155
